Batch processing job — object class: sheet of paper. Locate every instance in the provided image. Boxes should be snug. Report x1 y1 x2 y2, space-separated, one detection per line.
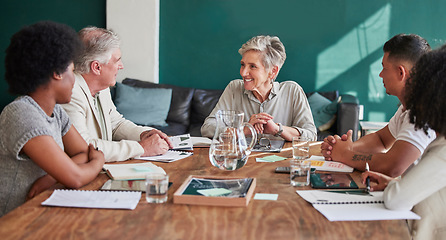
254 193 279 201
313 203 421 221
297 190 383 204
136 150 193 163
170 134 193 150
308 155 354 172
256 155 287 162
197 188 232 197
42 189 141 210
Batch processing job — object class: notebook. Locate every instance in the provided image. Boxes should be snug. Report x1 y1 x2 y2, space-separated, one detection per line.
310 173 358 189
42 189 141 210
103 162 166 180
190 137 215 147
296 190 420 221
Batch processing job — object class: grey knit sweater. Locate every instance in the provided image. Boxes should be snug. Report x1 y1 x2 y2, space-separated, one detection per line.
0 96 71 216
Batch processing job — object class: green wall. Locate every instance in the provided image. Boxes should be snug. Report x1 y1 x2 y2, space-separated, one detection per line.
160 0 446 122
1 1 445 122
0 0 106 110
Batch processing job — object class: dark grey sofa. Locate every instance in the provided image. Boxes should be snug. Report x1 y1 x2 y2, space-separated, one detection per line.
114 78 360 141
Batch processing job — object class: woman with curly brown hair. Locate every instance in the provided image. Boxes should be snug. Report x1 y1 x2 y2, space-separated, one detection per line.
0 21 105 217
362 46 446 239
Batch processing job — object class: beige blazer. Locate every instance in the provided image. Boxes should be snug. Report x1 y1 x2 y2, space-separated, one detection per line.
62 74 152 162
384 137 446 239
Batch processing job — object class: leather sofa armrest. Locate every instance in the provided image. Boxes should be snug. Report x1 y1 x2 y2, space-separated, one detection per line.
337 94 360 141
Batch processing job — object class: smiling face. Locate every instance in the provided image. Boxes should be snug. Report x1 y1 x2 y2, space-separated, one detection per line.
240 50 275 98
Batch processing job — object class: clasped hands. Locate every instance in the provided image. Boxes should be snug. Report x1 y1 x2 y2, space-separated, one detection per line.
139 129 173 156
321 129 354 161
249 112 279 135
322 130 396 191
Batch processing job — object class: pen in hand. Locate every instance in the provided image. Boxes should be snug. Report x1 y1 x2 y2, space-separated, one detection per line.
365 162 371 192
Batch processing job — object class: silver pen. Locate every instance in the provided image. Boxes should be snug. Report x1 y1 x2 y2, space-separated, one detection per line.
365 162 371 192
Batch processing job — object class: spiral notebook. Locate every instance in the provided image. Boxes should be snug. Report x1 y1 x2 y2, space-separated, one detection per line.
42 189 141 210
297 190 420 221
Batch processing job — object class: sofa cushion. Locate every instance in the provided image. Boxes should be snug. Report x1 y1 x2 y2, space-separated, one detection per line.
190 88 224 126
122 78 194 126
308 92 339 131
114 82 172 126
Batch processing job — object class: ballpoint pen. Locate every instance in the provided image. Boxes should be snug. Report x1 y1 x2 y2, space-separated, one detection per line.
365 162 371 192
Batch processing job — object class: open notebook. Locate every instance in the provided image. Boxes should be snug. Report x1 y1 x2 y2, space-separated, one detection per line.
42 189 141 210
297 190 420 221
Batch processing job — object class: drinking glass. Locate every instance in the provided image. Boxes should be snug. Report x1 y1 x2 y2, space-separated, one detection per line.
145 173 169 203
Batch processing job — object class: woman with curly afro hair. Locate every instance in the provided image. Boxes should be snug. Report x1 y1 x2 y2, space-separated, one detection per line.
0 21 105 217
362 46 446 240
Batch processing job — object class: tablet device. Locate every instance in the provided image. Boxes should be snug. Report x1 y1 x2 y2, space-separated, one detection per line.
310 173 358 189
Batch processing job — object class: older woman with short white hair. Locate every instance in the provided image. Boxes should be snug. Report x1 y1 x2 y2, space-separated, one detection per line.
201 35 316 141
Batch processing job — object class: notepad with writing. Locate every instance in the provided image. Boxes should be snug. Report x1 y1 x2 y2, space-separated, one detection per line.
103 162 166 180
296 190 420 221
42 189 141 210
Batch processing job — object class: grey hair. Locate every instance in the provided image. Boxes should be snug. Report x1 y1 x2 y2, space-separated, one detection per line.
74 26 121 74
238 35 286 72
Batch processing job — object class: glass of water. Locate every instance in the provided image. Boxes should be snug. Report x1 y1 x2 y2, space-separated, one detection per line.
145 173 169 203
291 136 311 186
292 136 310 160
290 159 311 186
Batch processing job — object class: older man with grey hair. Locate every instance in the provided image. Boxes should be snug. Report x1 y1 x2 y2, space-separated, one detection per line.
62 27 172 162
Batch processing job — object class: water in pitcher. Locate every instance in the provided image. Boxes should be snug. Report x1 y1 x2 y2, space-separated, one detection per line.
209 144 248 170
209 110 257 171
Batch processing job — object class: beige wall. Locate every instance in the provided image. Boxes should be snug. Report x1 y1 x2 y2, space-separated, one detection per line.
107 0 159 83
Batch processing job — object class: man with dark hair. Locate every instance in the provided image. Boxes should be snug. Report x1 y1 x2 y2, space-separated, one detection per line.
321 34 435 177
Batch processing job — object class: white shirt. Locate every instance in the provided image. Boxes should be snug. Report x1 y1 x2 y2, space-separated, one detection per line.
201 80 317 140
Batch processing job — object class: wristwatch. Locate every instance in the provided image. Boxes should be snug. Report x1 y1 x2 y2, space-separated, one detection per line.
274 123 283 137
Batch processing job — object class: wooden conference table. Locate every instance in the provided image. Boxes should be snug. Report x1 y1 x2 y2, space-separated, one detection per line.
0 142 410 239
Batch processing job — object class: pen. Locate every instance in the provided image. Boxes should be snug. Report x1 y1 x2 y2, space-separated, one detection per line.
365 162 370 192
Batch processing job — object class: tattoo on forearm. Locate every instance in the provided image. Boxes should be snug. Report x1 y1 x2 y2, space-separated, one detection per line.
352 154 372 161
